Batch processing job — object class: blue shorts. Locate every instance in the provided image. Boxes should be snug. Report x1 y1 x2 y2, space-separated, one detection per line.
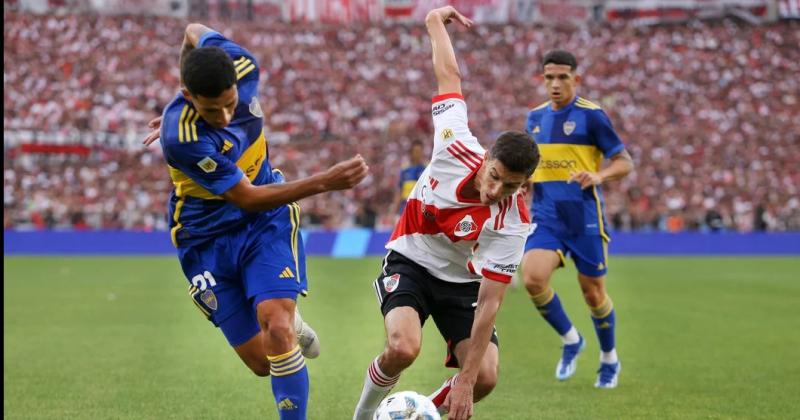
524 224 608 277
176 203 307 347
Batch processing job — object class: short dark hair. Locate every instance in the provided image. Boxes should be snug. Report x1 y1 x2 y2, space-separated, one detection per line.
490 131 540 177
542 49 578 71
410 140 424 149
181 46 236 97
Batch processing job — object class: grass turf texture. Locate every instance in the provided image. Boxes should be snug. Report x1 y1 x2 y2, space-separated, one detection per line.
4 256 800 419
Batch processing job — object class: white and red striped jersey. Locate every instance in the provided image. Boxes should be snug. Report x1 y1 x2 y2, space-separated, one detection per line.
386 93 531 284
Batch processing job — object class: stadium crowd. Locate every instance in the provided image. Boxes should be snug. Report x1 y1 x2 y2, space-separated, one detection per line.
4 12 799 231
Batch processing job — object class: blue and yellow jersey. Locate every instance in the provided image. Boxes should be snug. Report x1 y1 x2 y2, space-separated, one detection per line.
397 164 425 214
525 96 625 239
160 31 277 247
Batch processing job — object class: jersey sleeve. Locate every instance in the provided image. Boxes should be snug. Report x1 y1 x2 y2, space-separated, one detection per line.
472 192 530 283
525 110 537 134
164 138 244 196
589 109 625 159
198 31 259 83
430 93 473 154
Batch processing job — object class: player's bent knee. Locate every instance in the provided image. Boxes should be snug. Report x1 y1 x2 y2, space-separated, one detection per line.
384 339 420 368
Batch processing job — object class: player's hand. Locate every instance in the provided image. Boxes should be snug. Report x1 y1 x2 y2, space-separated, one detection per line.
568 171 602 189
142 116 162 147
322 155 369 191
443 380 474 420
429 6 473 28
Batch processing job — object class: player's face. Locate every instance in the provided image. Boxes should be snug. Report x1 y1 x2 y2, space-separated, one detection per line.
543 64 579 108
478 159 529 205
410 144 424 164
186 86 239 129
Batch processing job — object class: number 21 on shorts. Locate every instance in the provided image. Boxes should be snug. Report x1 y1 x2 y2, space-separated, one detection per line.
191 271 217 291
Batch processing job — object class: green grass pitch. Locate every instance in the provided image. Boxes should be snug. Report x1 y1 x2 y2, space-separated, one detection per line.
4 256 800 419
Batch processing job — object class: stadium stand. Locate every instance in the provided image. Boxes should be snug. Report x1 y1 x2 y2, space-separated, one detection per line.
4 12 799 231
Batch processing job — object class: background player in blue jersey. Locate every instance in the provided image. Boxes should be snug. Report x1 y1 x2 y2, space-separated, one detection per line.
521 50 634 389
145 24 368 419
390 140 427 220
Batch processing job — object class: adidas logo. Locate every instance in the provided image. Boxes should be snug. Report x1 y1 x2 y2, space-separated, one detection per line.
277 398 297 410
279 267 295 279
597 263 605 270
599 322 611 329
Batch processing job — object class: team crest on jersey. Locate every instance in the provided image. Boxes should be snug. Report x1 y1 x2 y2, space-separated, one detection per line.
441 128 454 140
197 157 218 173
200 289 218 311
454 215 479 238
249 96 263 118
383 273 401 293
563 121 576 135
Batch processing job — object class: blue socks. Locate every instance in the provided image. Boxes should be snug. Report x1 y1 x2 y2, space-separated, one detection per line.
268 345 309 419
531 287 574 336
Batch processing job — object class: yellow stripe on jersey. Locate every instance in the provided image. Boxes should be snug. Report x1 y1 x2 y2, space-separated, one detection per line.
576 97 601 110
531 144 603 183
167 131 268 200
237 130 267 180
222 140 233 153
592 186 611 242
182 109 194 142
177 105 189 142
189 109 200 141
237 63 255 80
531 101 550 111
170 196 186 247
234 56 255 80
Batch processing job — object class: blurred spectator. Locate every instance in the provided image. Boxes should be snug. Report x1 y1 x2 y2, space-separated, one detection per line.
3 13 799 231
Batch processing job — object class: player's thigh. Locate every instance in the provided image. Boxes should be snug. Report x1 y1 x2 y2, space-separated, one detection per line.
178 238 261 348
241 207 305 307
523 226 567 285
430 280 499 369
565 234 609 278
374 252 432 356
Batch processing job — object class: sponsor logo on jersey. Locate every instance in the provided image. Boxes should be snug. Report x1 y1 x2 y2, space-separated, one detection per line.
538 159 578 169
197 156 218 173
200 289 218 311
563 120 576 135
454 215 479 237
249 96 263 117
433 102 454 116
383 273 400 293
441 128 454 140
489 263 518 274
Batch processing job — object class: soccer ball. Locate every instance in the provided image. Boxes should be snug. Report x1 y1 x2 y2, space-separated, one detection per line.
374 391 441 420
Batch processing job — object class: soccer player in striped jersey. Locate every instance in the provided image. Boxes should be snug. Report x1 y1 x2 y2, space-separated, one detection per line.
147 24 368 419
353 7 539 420
521 50 634 389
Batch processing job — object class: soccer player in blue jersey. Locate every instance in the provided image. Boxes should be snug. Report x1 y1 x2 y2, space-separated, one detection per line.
146 24 368 419
390 140 427 219
521 50 634 389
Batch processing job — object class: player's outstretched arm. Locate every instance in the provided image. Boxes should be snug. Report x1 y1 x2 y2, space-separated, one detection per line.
425 6 473 95
180 23 214 72
222 155 369 212
444 279 508 420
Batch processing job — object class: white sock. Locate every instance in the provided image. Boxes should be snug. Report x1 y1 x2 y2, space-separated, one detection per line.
601 349 618 364
561 326 580 345
353 357 400 420
428 374 458 415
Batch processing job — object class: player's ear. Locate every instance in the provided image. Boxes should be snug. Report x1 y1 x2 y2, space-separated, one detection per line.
573 73 582 84
181 87 193 102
